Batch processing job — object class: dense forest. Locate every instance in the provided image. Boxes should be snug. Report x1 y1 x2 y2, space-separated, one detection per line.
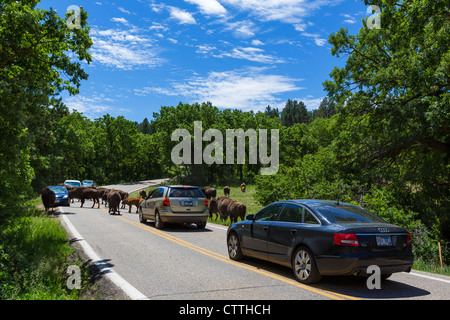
0 0 449 270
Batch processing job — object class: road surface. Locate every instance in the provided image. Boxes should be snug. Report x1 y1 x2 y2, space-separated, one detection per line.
58 180 450 301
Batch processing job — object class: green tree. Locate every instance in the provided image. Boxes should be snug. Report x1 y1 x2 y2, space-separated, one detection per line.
323 0 449 239
0 1 92 204
281 99 309 126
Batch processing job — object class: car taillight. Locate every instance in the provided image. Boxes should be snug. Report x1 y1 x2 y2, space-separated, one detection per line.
163 197 170 207
407 233 412 245
205 198 209 207
334 233 359 246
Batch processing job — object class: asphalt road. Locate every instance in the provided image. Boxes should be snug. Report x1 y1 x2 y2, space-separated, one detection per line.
59 180 450 301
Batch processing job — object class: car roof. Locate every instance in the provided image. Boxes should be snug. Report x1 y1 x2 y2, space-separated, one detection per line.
284 199 353 207
160 185 199 188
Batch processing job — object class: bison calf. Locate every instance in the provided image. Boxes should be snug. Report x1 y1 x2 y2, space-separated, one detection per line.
121 197 144 213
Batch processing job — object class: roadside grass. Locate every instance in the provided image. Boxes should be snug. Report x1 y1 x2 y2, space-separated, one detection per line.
0 198 91 299
413 258 450 277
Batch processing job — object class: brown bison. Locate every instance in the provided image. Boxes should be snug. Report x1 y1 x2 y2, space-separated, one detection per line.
216 196 234 222
41 187 56 214
121 197 144 213
208 197 219 220
96 188 110 205
240 183 246 193
80 188 100 208
228 201 246 223
201 186 217 200
107 190 121 215
223 186 230 197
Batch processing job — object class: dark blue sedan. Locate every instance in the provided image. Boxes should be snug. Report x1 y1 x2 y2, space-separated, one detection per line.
227 200 414 284
48 186 70 207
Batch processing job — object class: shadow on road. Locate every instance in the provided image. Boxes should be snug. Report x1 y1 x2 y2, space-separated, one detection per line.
236 257 430 300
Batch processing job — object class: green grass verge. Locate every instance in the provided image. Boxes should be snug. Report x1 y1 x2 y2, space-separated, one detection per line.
0 199 91 299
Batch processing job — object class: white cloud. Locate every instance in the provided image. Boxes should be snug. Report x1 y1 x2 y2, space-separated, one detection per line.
184 0 227 16
224 20 258 38
215 46 286 63
111 17 129 25
251 39 264 46
294 96 325 110
301 32 327 46
89 27 165 70
64 95 130 118
134 68 304 111
221 0 340 24
118 7 132 14
168 6 197 24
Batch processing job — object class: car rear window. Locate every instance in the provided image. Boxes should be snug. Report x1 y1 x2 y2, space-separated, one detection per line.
314 204 386 224
49 186 68 193
168 188 204 198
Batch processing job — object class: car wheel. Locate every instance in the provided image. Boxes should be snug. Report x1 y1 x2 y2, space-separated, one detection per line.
196 221 207 229
155 211 165 229
292 246 321 284
227 232 244 261
139 211 147 223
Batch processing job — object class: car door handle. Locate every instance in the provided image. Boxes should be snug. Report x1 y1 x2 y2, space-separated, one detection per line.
290 229 297 234
263 227 269 231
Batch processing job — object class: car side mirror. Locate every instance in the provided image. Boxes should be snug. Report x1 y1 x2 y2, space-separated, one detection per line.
246 214 255 221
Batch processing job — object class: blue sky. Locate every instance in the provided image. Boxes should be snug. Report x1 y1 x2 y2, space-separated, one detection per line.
40 0 369 122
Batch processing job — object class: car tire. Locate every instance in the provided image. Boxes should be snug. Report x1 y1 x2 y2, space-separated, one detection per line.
196 221 207 229
292 246 321 284
227 232 244 261
139 210 147 223
155 211 165 229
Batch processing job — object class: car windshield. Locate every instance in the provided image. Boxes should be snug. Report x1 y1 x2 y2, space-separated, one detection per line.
65 181 81 187
314 203 386 224
169 188 204 198
49 186 68 193
82 180 94 186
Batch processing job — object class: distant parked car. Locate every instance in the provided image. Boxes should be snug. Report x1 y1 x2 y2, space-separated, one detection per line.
82 180 96 187
48 186 70 207
139 185 209 229
227 200 414 284
64 180 81 188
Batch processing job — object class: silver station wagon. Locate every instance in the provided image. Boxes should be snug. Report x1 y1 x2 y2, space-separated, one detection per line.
139 185 209 229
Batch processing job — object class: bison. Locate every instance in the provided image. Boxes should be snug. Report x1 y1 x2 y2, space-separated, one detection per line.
216 196 234 222
121 197 144 213
228 201 246 223
201 186 217 200
96 188 110 205
208 197 219 220
240 183 246 193
223 186 230 197
107 190 121 215
41 187 56 214
80 188 100 208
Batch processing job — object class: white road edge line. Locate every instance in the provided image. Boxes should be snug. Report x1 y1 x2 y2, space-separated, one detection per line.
59 207 149 300
407 271 450 284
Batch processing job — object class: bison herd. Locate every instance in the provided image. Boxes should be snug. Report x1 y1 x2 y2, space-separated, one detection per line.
42 182 249 224
201 183 247 224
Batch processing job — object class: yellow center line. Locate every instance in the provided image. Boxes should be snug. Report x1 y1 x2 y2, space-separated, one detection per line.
100 206 359 300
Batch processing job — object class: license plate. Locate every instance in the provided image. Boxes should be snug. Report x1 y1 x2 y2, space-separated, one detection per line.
184 201 193 206
376 235 392 246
